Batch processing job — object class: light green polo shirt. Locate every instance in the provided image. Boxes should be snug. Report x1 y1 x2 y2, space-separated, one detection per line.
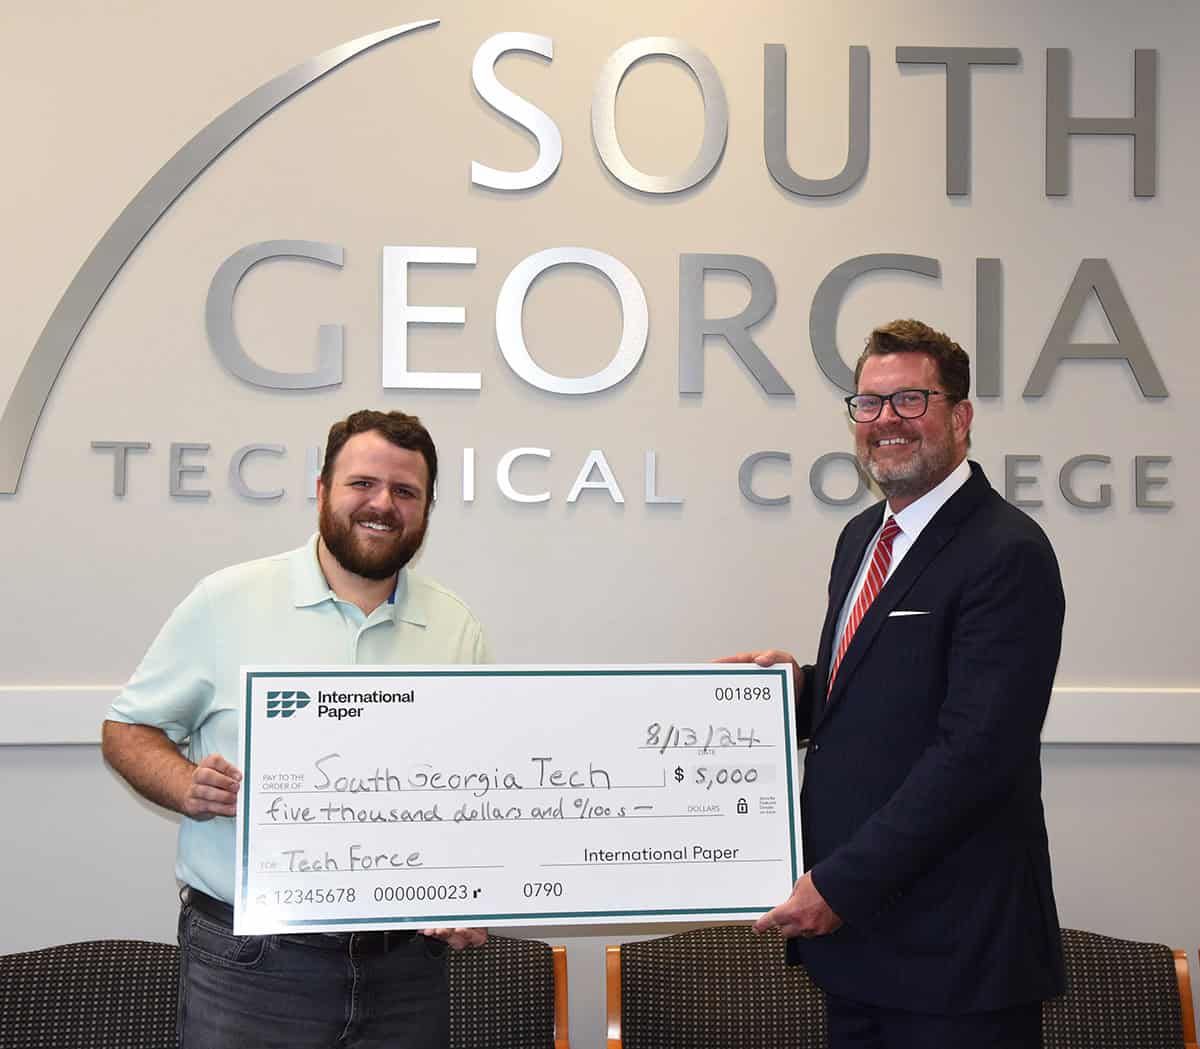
106 535 489 903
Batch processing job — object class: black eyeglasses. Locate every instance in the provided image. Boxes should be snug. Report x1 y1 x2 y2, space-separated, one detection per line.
844 389 949 422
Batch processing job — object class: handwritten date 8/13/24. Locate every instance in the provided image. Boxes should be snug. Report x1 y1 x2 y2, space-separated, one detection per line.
645 722 763 753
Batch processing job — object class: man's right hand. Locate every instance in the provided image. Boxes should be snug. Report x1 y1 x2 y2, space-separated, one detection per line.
714 650 806 698
102 721 243 820
182 754 242 820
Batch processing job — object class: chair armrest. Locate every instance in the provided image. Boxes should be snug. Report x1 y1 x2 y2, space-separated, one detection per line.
606 944 622 1049
552 945 570 1049
1178 950 1197 1049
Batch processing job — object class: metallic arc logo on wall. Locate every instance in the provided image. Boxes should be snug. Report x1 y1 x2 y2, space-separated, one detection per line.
0 19 438 495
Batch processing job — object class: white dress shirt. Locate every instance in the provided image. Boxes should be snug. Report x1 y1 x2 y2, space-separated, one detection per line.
829 458 971 685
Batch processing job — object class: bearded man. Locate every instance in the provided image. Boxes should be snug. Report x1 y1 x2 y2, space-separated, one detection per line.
722 320 1066 1049
103 410 488 1049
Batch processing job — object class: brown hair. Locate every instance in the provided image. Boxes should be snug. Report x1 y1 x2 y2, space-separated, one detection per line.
320 410 438 495
854 319 970 401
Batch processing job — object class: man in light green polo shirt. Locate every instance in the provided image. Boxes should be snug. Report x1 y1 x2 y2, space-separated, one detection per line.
103 409 488 1049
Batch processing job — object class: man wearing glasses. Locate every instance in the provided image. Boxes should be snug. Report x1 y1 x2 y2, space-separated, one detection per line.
722 319 1066 1048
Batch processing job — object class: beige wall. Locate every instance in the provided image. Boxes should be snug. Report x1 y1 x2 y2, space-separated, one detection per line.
3 1 1197 1043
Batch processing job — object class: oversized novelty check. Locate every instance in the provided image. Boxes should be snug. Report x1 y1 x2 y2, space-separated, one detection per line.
234 664 801 934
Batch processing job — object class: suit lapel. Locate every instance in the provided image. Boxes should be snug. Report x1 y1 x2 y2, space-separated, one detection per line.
820 464 991 717
826 509 883 641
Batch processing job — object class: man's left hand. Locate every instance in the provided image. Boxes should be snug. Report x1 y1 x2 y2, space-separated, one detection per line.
753 874 842 939
422 927 488 950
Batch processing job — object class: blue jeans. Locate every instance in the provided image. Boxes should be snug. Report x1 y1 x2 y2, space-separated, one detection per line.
177 901 449 1048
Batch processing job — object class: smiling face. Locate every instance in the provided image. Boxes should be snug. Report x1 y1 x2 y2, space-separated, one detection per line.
316 431 431 581
854 352 973 512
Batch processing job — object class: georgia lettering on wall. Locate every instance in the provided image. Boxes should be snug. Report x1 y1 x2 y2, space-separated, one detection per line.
1 24 1171 508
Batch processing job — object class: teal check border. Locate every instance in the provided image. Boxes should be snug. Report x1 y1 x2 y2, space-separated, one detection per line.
240 667 798 928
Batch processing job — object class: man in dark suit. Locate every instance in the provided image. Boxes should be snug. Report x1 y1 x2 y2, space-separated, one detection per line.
722 319 1065 1047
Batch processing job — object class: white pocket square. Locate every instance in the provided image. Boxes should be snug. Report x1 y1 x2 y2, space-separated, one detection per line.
889 610 931 617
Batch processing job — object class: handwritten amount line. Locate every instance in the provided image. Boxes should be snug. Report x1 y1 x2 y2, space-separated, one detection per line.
255 814 720 827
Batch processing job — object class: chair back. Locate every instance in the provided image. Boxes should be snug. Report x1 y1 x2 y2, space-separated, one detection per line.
607 924 827 1049
0 934 565 1049
0 939 179 1049
1043 928 1199 1049
450 934 569 1049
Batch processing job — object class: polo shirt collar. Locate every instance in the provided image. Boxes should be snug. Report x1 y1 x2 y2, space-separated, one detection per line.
289 534 428 626
388 569 428 627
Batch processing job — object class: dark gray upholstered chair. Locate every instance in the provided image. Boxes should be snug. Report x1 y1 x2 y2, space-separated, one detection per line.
1043 928 1198 1049
0 939 179 1049
607 925 1200 1049
0 934 568 1049
450 933 570 1049
606 924 828 1049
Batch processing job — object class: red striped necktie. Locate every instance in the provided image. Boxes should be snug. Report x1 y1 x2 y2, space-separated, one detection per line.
828 515 902 697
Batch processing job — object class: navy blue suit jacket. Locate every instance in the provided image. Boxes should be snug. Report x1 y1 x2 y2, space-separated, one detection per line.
788 462 1066 1015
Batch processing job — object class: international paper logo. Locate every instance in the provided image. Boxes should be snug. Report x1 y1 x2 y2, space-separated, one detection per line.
265 691 311 719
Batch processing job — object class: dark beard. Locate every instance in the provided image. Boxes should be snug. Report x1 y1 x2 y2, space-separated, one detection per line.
318 502 426 581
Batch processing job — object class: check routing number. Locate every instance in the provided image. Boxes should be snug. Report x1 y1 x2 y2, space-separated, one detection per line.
234 665 801 933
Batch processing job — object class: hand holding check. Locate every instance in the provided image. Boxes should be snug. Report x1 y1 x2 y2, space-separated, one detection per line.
714 650 806 701
714 652 844 940
752 872 842 939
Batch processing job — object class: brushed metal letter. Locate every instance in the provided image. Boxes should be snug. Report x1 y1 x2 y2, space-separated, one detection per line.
471 32 562 190
1134 456 1172 509
1059 455 1112 509
462 447 476 503
170 443 211 499
567 450 625 504
645 451 683 505
1024 259 1166 398
975 258 1003 397
496 248 647 395
739 451 791 507
809 452 870 507
895 47 1020 196
810 254 941 393
206 241 343 389
382 246 480 390
1004 455 1042 508
497 448 551 503
679 254 790 395
91 440 150 497
593 38 727 194
1046 49 1157 197
764 44 869 197
229 443 286 500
